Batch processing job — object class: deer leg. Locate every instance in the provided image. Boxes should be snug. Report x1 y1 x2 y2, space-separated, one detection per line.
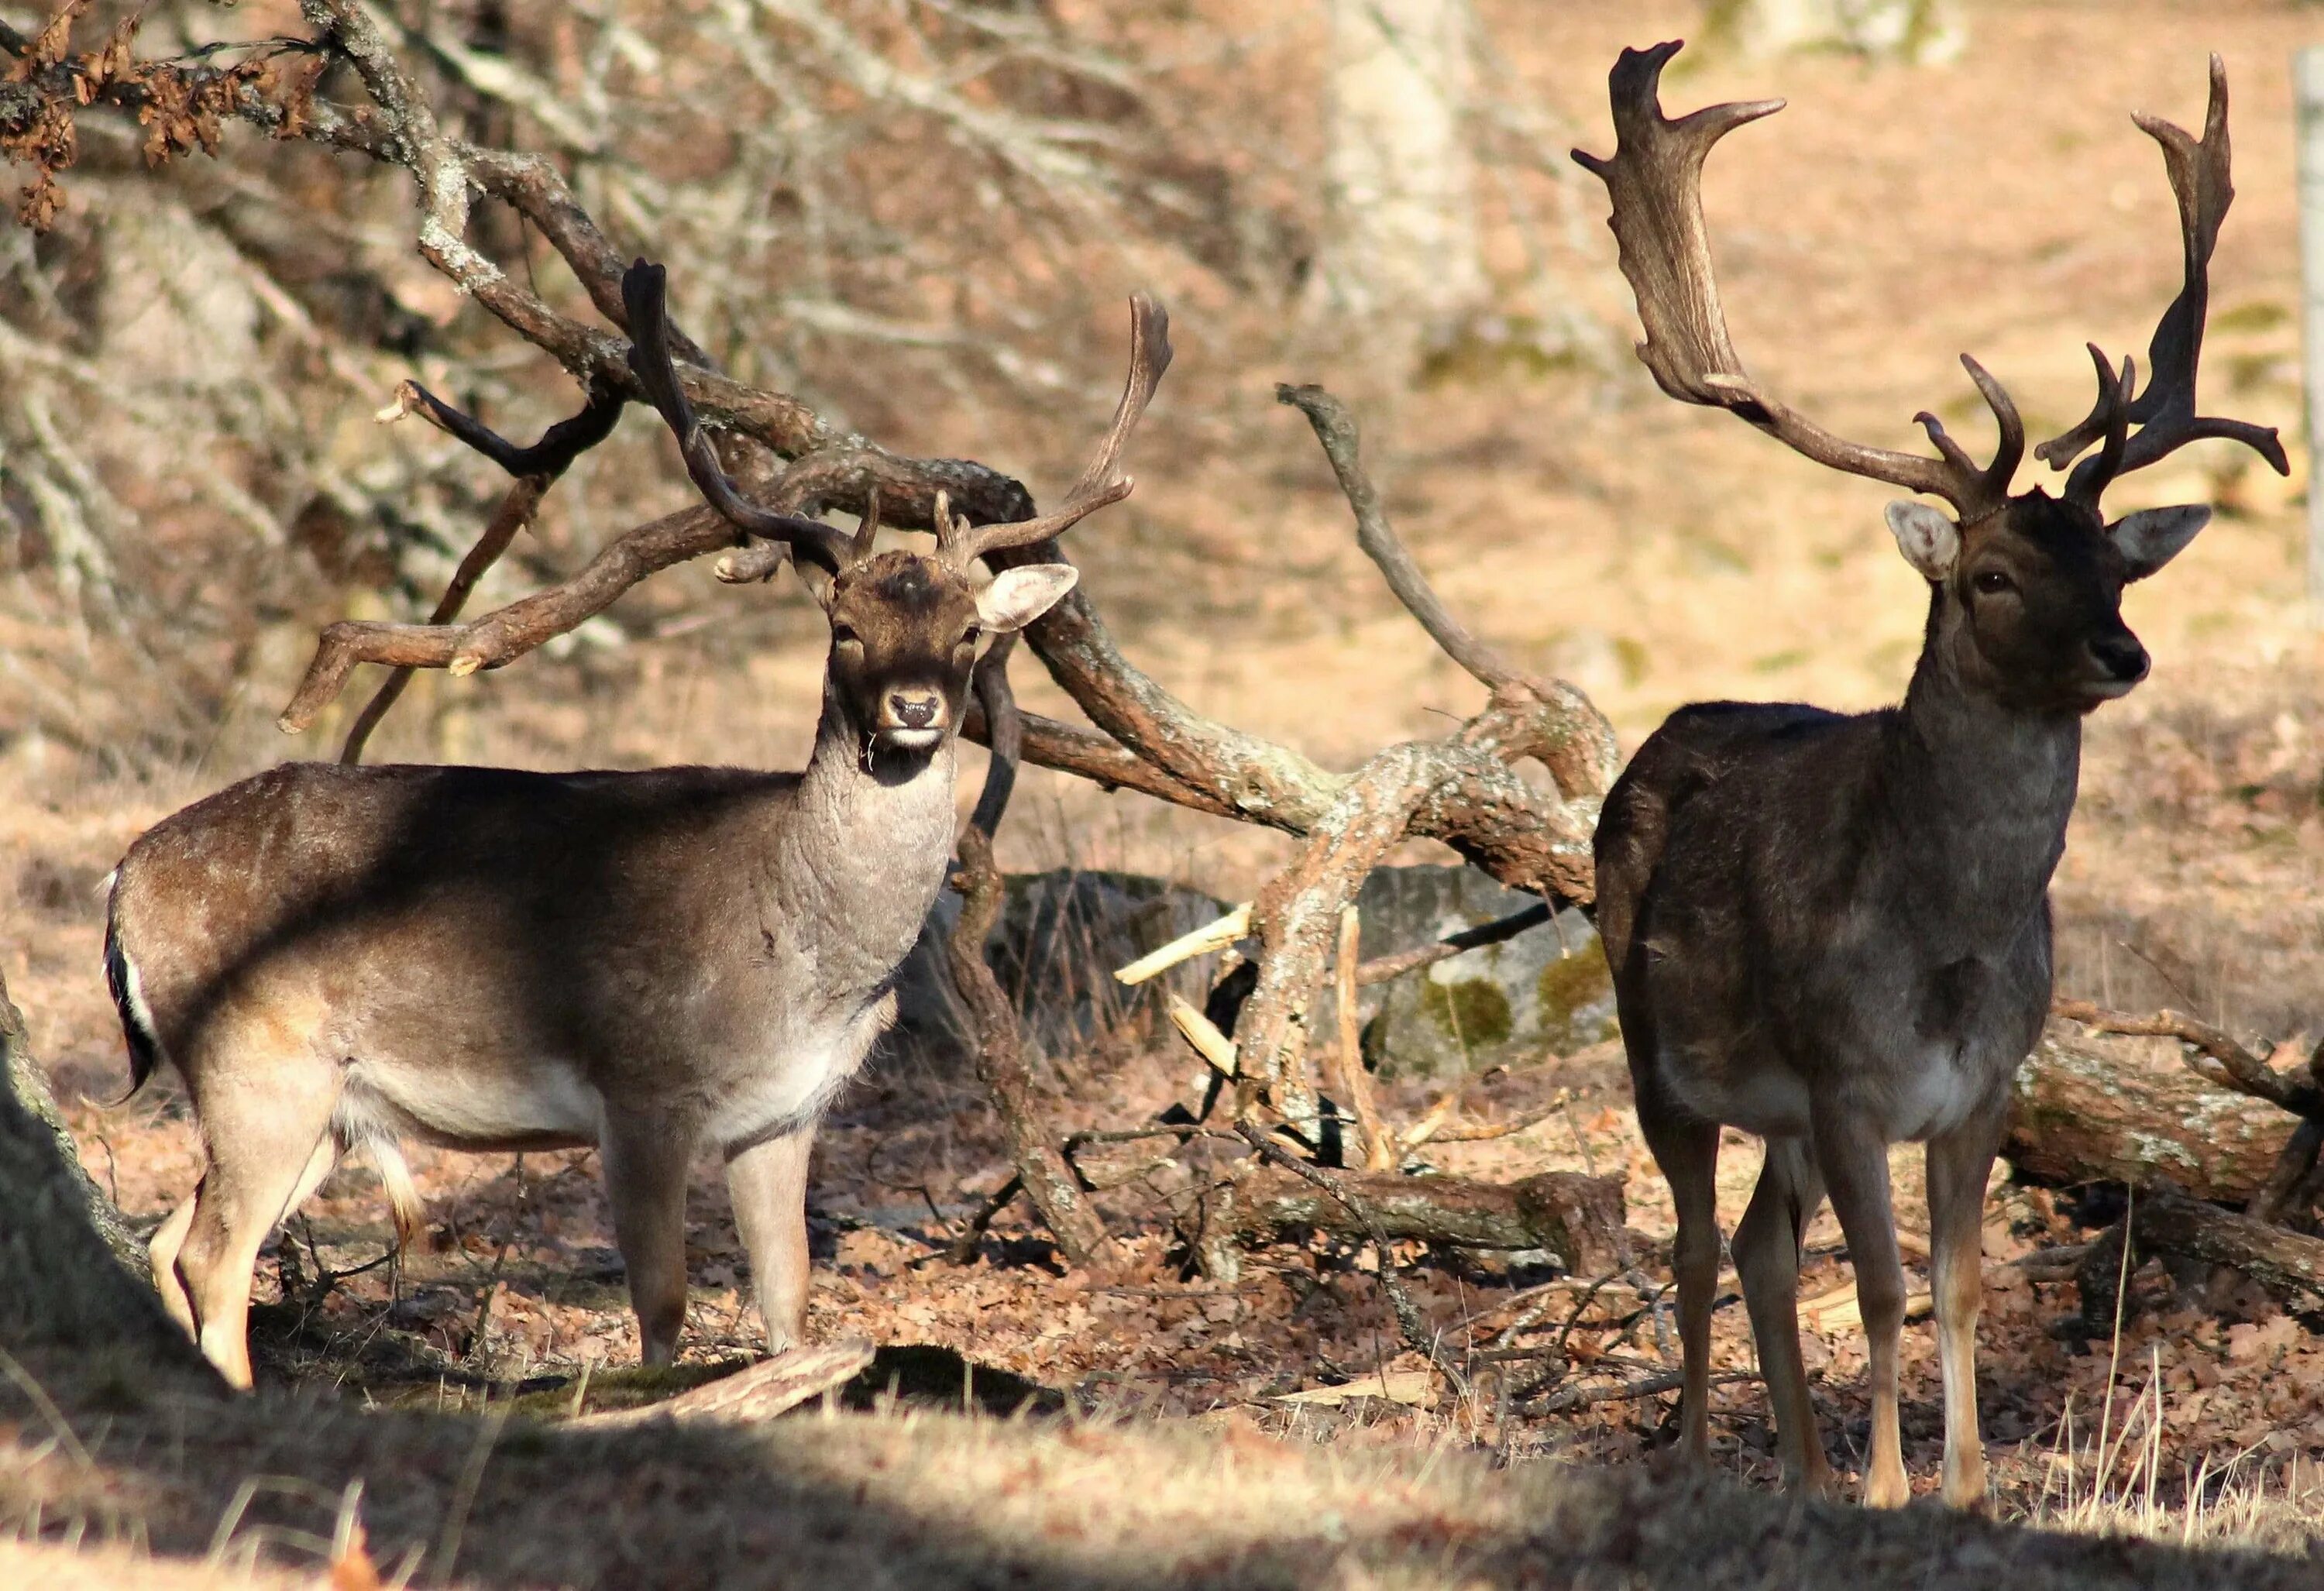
601 1120 696 1366
1733 1136 1836 1497
726 1125 817 1352
1636 1099 1721 1462
1813 1105 1908 1506
172 1070 341 1390
147 1198 198 1338
1926 1110 2003 1510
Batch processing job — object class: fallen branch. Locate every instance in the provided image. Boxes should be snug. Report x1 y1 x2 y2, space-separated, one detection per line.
1210 1162 1627 1272
575 1338 873 1428
1523 1366 1757 1416
1234 1121 1441 1370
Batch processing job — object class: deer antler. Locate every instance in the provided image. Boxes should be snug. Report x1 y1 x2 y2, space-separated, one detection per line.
932 294 1171 568
622 259 859 574
2034 56 2288 507
384 379 626 479
1572 40 2023 521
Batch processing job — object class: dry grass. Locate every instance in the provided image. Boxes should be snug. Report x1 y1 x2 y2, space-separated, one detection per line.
5 1347 2324 1589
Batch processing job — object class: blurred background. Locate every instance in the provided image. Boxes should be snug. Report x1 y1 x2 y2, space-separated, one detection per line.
4 0 2321 1067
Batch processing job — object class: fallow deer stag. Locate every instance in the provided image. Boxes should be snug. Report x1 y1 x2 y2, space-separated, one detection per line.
104 260 1166 1388
1576 45 2283 1506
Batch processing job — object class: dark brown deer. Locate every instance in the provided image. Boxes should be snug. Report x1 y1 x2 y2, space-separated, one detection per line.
104 261 1165 1388
1574 46 2283 1506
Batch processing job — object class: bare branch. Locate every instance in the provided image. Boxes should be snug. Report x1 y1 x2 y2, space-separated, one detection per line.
2051 997 2324 1118
277 503 732 730
338 476 545 765
1275 383 1525 693
1355 902 1552 988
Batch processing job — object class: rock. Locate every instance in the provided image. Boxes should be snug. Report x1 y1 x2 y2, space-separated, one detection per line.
887 869 1230 1067
1346 864 1614 1081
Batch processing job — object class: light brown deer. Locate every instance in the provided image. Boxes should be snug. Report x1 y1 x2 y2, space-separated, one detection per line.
105 261 1167 1387
1576 47 2282 1505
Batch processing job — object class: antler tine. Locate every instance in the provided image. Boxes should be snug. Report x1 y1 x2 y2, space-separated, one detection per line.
621 259 854 575
1914 356 2024 500
946 293 1173 565
848 486 884 564
2040 57 2288 503
1573 40 2018 519
2064 352 2135 508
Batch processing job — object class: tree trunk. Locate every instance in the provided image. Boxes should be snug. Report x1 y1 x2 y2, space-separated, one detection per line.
0 969 203 1363
1703 0 1965 65
2004 1021 2298 1204
1317 0 1488 358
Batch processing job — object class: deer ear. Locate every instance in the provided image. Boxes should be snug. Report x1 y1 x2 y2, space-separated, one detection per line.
2106 504 2211 581
975 564 1078 632
1885 501 1960 582
795 558 837 611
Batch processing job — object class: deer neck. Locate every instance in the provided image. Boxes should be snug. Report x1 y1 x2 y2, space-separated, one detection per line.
758 687 960 989
1886 607 2081 929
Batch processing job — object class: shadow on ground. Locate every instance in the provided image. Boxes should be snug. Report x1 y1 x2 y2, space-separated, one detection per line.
3 1349 2320 1590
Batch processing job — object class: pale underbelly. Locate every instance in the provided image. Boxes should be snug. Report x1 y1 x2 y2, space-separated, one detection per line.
1658 1046 1992 1144
342 1057 605 1152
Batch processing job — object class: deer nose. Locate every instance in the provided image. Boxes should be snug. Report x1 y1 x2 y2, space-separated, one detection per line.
887 690 940 730
2087 631 2149 684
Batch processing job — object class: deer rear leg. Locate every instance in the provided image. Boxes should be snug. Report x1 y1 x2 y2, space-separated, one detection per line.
1927 1109 2003 1510
1636 1099 1721 1462
726 1125 816 1353
172 1071 341 1390
601 1121 696 1366
1733 1136 1837 1497
1813 1104 1909 1507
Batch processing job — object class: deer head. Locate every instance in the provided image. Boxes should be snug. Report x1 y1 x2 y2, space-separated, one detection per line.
1574 44 2285 716
622 259 1169 757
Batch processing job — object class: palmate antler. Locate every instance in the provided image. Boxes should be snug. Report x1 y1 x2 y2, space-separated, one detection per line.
1572 40 2023 522
1573 41 2286 525
2033 54 2289 507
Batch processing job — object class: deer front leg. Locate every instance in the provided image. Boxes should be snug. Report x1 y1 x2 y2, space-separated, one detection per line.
1926 1108 2003 1510
726 1125 816 1353
601 1119 696 1366
1813 1103 1909 1507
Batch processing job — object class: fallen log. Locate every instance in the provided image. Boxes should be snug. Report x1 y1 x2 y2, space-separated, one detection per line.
1208 1165 1628 1274
2071 1187 2324 1335
2005 1019 2297 1204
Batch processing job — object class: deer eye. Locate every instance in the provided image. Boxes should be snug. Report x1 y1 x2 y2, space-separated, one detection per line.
958 625 982 650
831 624 863 649
1972 569 2013 596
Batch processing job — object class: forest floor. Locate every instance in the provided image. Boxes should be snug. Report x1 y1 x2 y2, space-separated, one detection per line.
12 0 2324 1584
